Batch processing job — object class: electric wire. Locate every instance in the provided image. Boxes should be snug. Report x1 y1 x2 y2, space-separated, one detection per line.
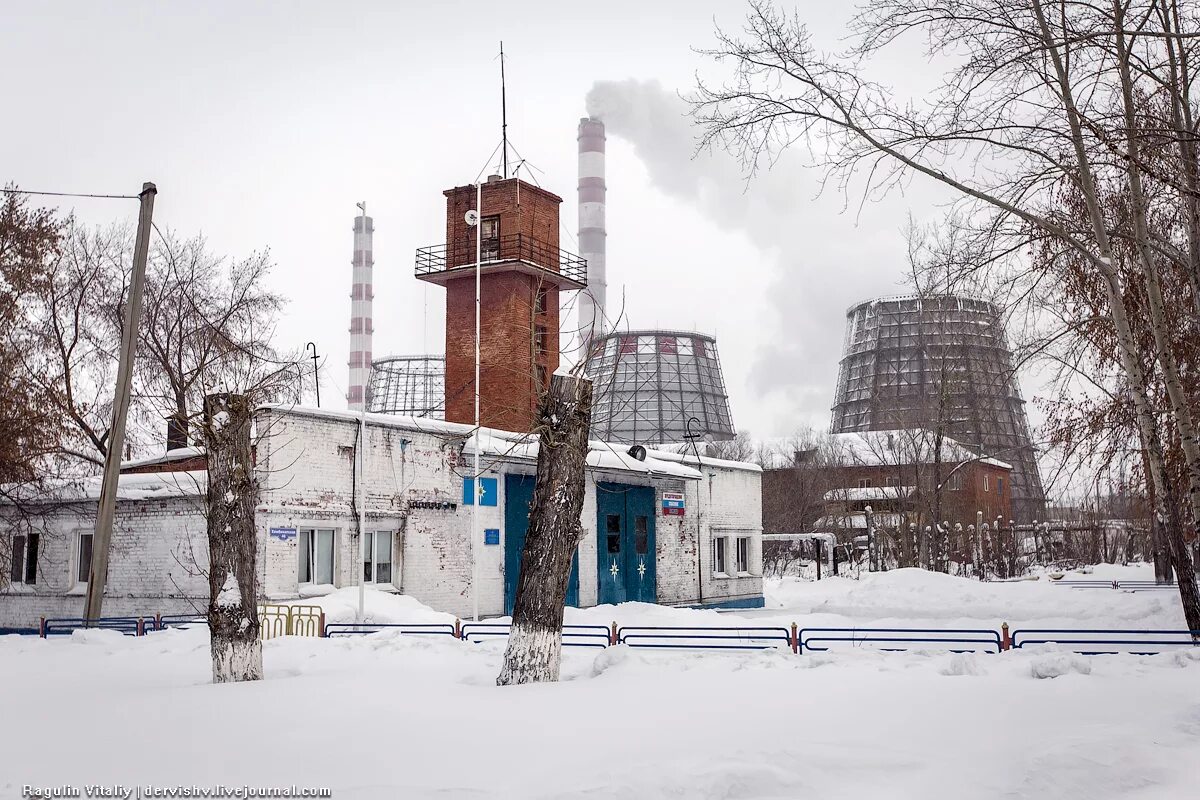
1 187 139 200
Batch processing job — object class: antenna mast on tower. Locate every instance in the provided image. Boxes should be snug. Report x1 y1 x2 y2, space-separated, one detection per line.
500 41 509 178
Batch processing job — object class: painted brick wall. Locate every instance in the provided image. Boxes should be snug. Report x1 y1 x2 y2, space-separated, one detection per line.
0 496 210 629
2 409 765 626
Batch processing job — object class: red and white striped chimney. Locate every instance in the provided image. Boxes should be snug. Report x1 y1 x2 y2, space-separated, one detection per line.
348 204 374 410
577 117 607 347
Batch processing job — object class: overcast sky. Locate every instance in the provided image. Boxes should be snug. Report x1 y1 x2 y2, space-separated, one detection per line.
4 1 1036 443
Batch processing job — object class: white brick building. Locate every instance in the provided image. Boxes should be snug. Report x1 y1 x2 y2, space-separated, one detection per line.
1 406 763 630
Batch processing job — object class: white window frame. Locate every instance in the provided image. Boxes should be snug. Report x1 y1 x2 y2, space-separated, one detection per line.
298 528 336 586
735 536 751 576
363 530 394 586
947 472 963 491
712 536 729 578
983 474 990 493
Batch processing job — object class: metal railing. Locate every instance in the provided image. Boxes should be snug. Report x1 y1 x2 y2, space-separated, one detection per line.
415 234 588 285
459 622 611 648
797 627 1003 654
616 625 793 651
1010 628 1200 654
323 622 457 638
1053 579 1181 592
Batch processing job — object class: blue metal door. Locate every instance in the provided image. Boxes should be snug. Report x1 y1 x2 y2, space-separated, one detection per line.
504 474 578 615
596 483 656 605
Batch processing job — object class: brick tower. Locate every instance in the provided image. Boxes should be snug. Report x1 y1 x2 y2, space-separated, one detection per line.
415 175 587 432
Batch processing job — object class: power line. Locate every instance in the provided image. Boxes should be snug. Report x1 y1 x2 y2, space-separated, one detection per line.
2 187 139 201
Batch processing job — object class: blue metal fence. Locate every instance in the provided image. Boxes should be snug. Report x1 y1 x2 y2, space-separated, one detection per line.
616 625 792 651
41 616 146 636
1010 628 1200 654
797 627 1002 654
323 622 458 638
460 622 611 648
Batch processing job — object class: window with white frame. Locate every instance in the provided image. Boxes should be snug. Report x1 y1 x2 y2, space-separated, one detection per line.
947 472 963 491
363 530 393 585
9 533 39 585
299 528 335 585
77 532 93 584
713 536 728 576
983 474 990 492
735 536 750 575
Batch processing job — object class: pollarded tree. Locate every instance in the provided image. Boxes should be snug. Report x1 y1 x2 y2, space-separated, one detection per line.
497 372 593 686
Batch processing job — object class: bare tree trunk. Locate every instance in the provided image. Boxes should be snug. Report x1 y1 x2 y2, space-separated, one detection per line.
204 392 262 683
497 374 593 686
1110 6 1200 629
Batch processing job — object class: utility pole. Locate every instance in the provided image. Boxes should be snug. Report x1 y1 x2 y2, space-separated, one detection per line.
84 182 156 623
472 181 482 622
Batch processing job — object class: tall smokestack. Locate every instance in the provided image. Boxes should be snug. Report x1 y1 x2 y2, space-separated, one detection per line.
348 205 374 411
577 117 607 347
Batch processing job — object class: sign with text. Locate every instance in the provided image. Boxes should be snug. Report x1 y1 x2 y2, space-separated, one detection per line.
484 528 500 546
269 527 297 542
661 492 685 517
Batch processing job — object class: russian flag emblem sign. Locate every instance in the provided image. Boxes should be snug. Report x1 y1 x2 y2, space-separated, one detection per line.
661 491 686 516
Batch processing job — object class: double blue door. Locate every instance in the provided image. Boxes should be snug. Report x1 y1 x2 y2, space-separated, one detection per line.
504 474 578 615
596 483 656 605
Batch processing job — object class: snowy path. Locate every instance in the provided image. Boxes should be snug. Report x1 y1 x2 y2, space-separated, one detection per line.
3 566 1198 800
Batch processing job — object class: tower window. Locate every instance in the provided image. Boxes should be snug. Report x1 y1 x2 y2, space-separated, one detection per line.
480 215 500 260
535 288 548 315
535 325 548 357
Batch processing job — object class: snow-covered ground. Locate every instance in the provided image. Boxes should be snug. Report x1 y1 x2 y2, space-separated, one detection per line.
3 565 1198 800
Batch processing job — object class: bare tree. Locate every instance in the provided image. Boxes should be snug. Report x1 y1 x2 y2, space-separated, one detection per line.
497 372 593 685
692 0 1200 629
203 392 260 683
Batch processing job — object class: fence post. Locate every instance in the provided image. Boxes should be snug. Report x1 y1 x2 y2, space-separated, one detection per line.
154 613 162 632
791 622 799 654
454 618 462 640
318 612 326 637
1001 622 1011 652
611 620 619 646
39 616 46 639
137 617 145 637
285 606 295 636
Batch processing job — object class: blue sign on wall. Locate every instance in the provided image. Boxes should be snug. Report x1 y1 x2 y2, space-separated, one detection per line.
484 528 500 546
463 477 498 506
269 527 297 542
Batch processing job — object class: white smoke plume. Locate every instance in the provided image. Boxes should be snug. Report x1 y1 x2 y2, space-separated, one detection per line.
586 79 910 433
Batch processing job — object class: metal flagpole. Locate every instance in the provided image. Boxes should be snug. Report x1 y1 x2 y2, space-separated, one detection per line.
357 201 368 621
472 181 482 622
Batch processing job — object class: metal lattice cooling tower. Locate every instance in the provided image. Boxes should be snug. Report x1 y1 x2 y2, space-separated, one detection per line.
367 355 445 418
584 329 736 445
831 294 1046 522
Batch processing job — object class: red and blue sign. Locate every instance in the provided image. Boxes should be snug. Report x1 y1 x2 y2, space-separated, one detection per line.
661 492 685 516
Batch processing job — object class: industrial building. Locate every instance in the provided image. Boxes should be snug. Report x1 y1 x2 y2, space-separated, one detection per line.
584 329 737 446
831 295 1045 522
0 404 764 629
367 355 445 418
575 117 737 445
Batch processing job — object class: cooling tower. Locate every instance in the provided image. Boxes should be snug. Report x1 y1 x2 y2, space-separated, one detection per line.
584 329 736 445
831 294 1046 522
367 355 445 419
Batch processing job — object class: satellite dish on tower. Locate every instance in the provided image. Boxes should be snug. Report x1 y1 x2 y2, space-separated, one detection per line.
464 209 480 226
